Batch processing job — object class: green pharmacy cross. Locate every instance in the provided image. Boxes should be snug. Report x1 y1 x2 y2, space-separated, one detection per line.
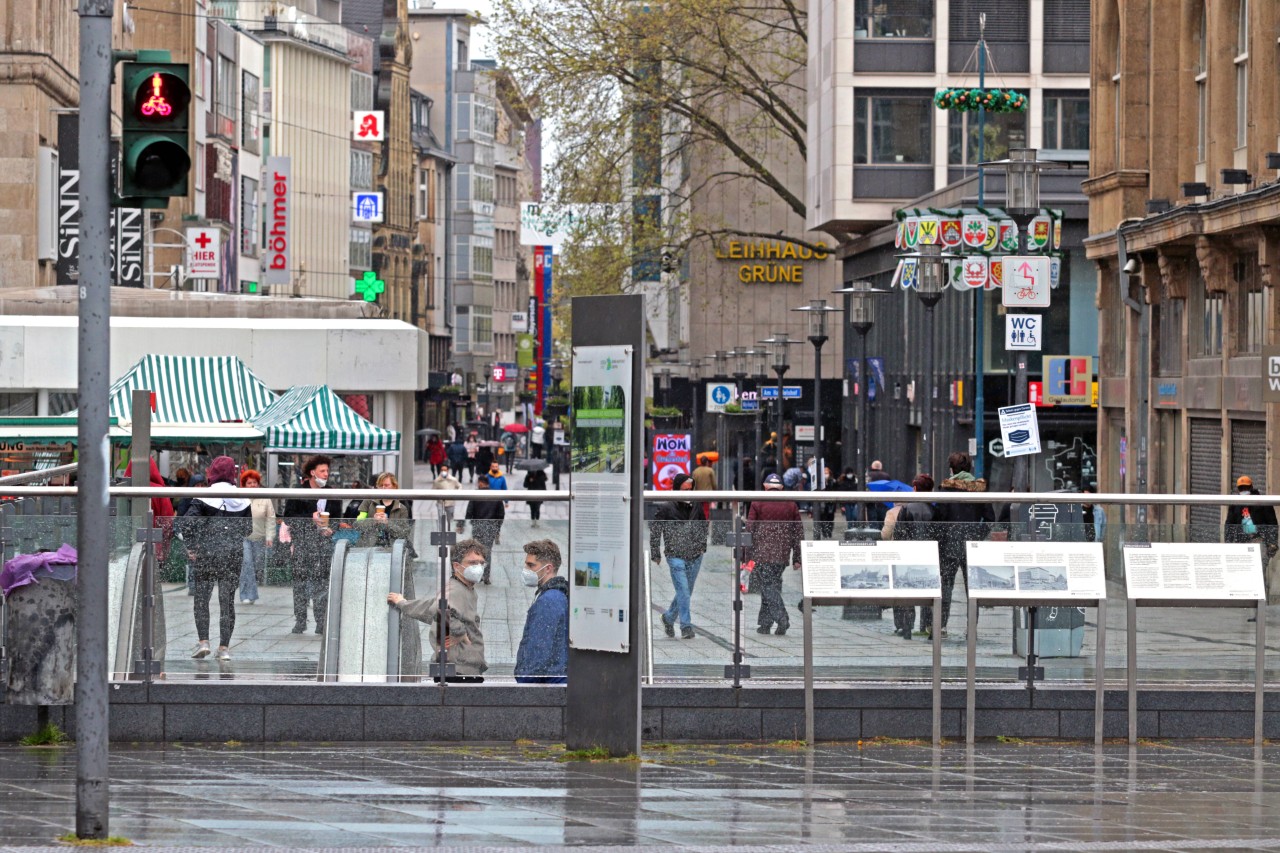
356 270 385 302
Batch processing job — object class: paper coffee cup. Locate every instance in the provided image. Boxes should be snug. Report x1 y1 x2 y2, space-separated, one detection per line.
319 512 330 526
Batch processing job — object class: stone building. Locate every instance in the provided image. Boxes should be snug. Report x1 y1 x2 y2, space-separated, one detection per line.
1084 0 1278 535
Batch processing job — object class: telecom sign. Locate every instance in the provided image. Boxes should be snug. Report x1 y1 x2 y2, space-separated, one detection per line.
184 227 221 278
998 403 1041 458
1005 314 1041 351
1263 345 1280 403
706 382 737 413
1001 256 1052 308
760 385 802 400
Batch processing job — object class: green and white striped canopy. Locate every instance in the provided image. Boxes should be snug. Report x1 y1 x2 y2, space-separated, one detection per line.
105 355 278 424
252 385 401 455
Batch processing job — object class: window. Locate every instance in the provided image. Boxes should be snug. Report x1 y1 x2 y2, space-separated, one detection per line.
1195 3 1207 161
351 72 374 113
350 227 372 271
1112 35 1121 166
215 54 236 139
1156 297 1184 376
241 72 260 154
854 0 933 38
194 142 206 192
350 150 373 191
455 164 494 213
950 0 1029 43
454 234 493 282
453 304 493 353
240 177 258 256
1235 0 1248 148
854 94 932 164
1044 0 1089 41
1043 95 1089 151
948 110 1026 165
1238 254 1267 353
1202 292 1224 356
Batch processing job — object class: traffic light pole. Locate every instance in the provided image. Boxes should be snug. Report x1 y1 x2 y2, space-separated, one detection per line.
76 0 114 839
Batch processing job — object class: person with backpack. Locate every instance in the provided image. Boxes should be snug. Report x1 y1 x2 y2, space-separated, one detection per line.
1226 475 1278 563
180 455 252 661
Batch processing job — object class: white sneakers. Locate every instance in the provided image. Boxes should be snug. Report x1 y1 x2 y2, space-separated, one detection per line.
192 641 211 659
216 646 231 661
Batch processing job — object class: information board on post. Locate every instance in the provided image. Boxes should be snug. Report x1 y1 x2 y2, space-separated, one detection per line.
569 345 634 652
966 541 1106 599
998 403 1041 457
1123 542 1265 600
800 540 941 599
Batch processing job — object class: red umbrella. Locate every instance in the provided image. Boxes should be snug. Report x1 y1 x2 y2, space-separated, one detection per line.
503 423 530 434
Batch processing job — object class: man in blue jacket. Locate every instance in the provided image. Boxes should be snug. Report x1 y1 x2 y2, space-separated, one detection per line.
515 539 569 683
864 459 914 530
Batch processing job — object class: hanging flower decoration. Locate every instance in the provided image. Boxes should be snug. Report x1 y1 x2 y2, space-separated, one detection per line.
934 88 1028 114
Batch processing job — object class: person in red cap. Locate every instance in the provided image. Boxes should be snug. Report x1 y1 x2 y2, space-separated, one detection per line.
1226 475 1278 564
746 472 803 635
180 455 251 661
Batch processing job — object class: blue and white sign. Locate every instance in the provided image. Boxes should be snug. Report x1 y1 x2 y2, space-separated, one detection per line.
997 403 1041 458
352 191 384 223
1005 314 1041 351
760 385 803 400
706 382 737 413
740 391 760 412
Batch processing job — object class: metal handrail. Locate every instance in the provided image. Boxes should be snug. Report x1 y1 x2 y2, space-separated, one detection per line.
0 464 78 487
0 484 1274 507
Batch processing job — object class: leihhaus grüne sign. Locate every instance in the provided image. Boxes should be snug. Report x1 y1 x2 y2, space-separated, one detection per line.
714 239 831 284
262 156 291 286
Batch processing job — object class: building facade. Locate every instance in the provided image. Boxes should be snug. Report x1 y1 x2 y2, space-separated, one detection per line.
1085 0 1278 535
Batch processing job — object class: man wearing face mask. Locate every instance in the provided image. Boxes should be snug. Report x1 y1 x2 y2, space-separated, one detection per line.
387 539 487 681
282 455 343 635
514 539 569 683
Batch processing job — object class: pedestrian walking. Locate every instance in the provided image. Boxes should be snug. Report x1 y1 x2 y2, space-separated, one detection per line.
427 435 446 478
814 465 840 539
865 460 914 531
746 473 803 635
281 455 342 635
431 466 462 526
446 436 468 480
464 433 480 482
388 538 487 681
530 420 546 459
515 539 569 683
464 474 505 582
180 455 251 661
523 466 547 527
925 453 993 637
237 468 275 605
890 473 936 640
650 474 708 639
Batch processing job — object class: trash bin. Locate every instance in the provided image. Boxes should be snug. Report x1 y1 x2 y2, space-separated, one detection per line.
3 554 78 705
1014 605 1085 658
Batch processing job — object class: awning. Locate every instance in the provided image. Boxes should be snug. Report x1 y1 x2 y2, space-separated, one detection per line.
102 354 278 424
252 385 401 455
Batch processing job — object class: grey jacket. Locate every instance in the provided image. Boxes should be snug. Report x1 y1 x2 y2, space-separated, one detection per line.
395 577 486 675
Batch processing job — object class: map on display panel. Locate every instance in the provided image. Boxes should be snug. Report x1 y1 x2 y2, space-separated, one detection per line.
1122 542 1265 601
800 540 941 599
965 541 1106 599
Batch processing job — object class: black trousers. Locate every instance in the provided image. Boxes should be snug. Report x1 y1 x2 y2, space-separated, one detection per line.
472 520 502 579
755 562 788 629
528 500 542 521
292 556 330 627
193 568 237 646
921 560 962 632
893 606 915 632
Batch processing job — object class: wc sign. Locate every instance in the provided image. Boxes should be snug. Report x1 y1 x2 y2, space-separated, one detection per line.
1263 346 1280 402
1005 314 1041 351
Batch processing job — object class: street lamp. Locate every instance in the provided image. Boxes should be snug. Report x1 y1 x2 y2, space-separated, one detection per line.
759 333 794 474
792 299 841 490
833 280 890 487
898 244 950 477
747 348 769 488
982 147 1056 493
654 366 672 409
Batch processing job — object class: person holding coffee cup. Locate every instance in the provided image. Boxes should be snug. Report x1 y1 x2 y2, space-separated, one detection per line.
355 471 414 549
281 455 343 635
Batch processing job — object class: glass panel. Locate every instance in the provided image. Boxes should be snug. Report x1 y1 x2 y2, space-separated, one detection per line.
870 97 931 164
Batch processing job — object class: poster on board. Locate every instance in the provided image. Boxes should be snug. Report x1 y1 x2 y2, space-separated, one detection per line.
966 541 1106 599
1123 542 1265 600
800 540 941 599
568 345 633 652
651 433 691 490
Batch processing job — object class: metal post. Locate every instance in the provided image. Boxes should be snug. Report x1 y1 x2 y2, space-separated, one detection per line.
1012 347 1029 492
974 21 988 479
965 597 977 744
1094 599 1106 745
1126 599 1137 744
774 367 786 472
812 342 823 489
1255 600 1265 746
133 512 161 682
931 595 942 745
691 380 701 452
723 502 751 687
859 330 870 487
753 384 763 489
803 597 814 745
430 513 456 687
75 0 114 838
919 297 942 475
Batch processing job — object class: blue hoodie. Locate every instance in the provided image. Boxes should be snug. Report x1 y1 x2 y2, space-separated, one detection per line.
515 576 569 683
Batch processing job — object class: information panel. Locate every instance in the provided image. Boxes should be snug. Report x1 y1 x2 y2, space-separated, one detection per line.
966 541 1106 599
568 345 633 652
1123 542 1265 600
800 540 940 599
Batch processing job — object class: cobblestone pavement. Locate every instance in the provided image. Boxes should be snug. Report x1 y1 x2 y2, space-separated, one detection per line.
150 461 1278 685
2 741 1280 849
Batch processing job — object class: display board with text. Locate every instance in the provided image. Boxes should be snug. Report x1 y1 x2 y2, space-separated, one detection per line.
1123 542 1265 600
800 540 941 599
966 541 1105 599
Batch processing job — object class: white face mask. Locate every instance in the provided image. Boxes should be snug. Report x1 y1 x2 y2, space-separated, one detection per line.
521 567 543 587
313 477 328 487
461 563 485 584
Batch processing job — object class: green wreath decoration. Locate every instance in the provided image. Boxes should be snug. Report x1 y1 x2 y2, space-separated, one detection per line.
934 88 1028 113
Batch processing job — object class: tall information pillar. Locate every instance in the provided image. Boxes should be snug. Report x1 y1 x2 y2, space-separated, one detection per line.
566 295 645 756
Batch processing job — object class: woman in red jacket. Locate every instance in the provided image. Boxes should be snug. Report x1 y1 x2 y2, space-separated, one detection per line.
746 473 804 635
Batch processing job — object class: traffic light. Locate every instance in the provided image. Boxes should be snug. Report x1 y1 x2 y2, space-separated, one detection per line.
121 59 191 199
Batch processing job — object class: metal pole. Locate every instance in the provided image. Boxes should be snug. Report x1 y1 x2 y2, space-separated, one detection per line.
922 302 937 475
75 0 113 837
691 380 701 452
974 22 988 479
775 367 786 472
753 385 763 489
803 597 814 745
812 342 824 489
859 331 870 487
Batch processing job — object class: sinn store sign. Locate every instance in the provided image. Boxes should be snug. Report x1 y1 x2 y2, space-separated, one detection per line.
714 239 831 284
